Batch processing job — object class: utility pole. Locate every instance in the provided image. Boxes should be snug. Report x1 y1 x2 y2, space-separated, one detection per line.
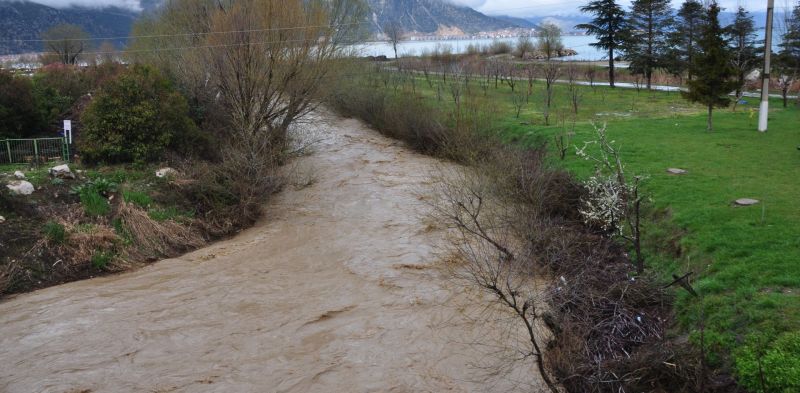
758 0 775 132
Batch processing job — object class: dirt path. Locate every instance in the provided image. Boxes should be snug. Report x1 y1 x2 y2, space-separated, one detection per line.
0 115 539 393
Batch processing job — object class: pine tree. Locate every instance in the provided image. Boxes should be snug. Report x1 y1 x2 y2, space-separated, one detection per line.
683 2 737 131
777 1 800 107
665 0 705 81
726 6 758 106
577 0 626 88
622 0 673 89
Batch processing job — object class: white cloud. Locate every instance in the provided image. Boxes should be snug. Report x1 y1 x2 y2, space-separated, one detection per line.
7 0 141 10
452 0 764 17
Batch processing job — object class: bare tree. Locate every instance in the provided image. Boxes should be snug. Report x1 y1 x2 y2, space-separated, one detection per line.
542 61 561 125
41 24 90 65
383 20 403 60
500 61 517 92
524 63 537 102
516 34 535 59
432 167 560 393
566 64 582 114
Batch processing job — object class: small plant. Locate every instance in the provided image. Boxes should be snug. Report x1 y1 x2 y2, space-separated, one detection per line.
80 190 110 217
50 178 64 186
122 190 152 208
91 250 114 269
42 221 67 244
148 206 192 222
576 123 647 273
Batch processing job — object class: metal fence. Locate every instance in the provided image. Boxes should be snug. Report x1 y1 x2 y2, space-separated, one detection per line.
0 138 70 165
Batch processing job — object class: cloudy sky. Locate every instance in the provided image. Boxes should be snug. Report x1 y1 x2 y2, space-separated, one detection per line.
11 0 769 16
457 0 763 16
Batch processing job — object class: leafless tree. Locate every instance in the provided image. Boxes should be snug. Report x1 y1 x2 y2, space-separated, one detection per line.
500 61 517 92
542 61 561 125
566 64 583 114
41 24 90 65
431 167 560 393
585 67 597 89
383 20 403 60
516 34 535 59
524 63 537 103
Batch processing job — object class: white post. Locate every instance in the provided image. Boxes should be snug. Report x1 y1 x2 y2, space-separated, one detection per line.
63 120 72 144
758 0 775 132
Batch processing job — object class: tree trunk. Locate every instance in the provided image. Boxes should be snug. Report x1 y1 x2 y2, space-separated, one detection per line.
707 105 713 131
609 48 615 88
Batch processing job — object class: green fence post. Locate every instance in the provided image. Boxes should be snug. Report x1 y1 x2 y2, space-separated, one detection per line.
63 138 70 162
4 140 10 164
33 139 39 164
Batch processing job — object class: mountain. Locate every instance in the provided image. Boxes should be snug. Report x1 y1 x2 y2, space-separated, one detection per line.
367 0 516 35
491 15 538 29
0 0 137 55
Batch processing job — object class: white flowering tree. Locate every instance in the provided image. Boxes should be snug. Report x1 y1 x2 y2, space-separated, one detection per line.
576 123 646 274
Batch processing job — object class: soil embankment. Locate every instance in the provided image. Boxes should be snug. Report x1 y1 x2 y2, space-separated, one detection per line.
0 114 540 392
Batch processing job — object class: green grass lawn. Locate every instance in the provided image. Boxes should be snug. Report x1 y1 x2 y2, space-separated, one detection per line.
392 74 800 389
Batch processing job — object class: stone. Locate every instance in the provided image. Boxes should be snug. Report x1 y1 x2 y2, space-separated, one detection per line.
155 167 178 178
49 164 75 179
6 180 34 195
0 215 5 223
667 168 688 175
14 171 25 179
734 198 759 206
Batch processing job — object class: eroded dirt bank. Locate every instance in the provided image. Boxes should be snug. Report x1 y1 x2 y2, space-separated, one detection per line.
0 115 539 393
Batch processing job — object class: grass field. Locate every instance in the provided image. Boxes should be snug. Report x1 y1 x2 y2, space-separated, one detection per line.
379 73 800 390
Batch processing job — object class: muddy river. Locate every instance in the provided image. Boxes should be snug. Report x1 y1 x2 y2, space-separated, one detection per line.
0 115 541 392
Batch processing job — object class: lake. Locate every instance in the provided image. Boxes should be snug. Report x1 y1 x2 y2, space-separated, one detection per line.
353 30 774 62
355 35 612 61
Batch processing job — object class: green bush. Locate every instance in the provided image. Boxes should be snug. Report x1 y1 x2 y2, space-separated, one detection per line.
736 332 800 393
42 221 67 244
79 65 203 163
0 69 41 138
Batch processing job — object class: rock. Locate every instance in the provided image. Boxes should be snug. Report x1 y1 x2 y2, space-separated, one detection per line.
49 164 75 179
14 170 25 179
155 167 178 178
6 180 35 195
0 215 5 223
667 168 688 175
734 198 759 206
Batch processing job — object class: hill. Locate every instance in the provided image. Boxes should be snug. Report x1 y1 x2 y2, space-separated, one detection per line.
367 0 516 35
0 0 136 55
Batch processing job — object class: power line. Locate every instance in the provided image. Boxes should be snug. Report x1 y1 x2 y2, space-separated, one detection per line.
0 22 369 43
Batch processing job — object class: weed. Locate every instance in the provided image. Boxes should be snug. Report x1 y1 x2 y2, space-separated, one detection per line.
42 221 66 244
91 250 114 269
79 191 110 217
122 190 152 208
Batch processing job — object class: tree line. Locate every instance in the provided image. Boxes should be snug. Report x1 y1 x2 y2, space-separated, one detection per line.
579 0 799 128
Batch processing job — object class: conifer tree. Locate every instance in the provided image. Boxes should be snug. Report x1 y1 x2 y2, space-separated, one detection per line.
577 0 626 88
622 0 673 89
725 6 758 106
666 0 705 81
777 1 800 107
683 2 737 131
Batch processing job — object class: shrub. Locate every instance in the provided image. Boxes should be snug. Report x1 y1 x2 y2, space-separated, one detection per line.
42 221 67 244
79 65 203 164
0 69 41 138
489 40 513 55
736 332 800 393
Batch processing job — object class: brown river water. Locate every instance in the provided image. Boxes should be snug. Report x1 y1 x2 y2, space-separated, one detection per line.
0 115 541 393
